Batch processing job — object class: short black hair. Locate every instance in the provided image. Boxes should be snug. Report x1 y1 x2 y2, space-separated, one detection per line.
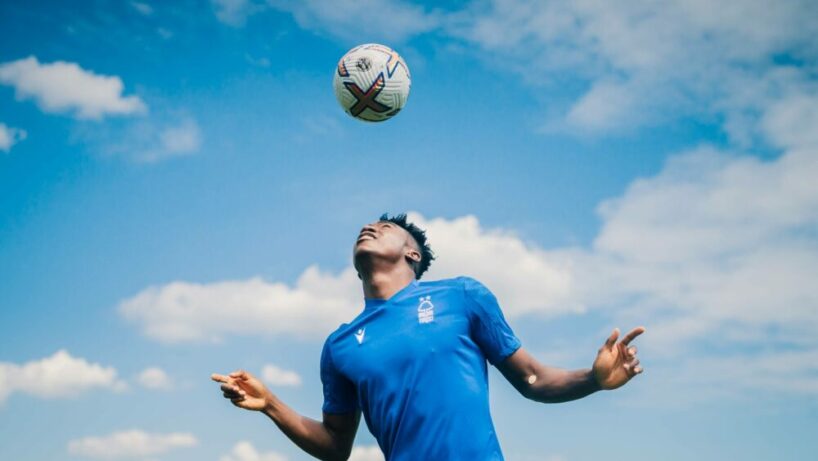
379 213 435 279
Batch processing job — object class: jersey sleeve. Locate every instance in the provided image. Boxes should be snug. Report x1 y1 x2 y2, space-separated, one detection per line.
462 277 522 366
320 336 358 414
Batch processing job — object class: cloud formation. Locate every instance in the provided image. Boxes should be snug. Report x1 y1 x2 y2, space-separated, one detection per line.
574 146 818 348
453 0 818 136
83 115 203 163
119 267 361 343
136 367 173 391
212 0 265 27
0 350 126 404
0 56 146 120
143 117 202 162
211 0 440 41
118 212 581 343
67 429 197 459
261 364 302 387
349 445 385 461
130 1 153 16
268 0 440 42
256 0 818 139
219 441 287 461
408 213 579 318
0 122 26 152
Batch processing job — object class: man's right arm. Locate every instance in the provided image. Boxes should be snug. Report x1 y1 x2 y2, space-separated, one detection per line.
212 371 360 461
262 392 361 461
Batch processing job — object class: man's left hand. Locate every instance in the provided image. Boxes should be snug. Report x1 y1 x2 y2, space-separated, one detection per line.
592 326 645 390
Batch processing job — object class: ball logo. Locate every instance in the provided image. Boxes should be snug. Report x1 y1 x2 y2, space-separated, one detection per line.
417 296 434 324
355 57 372 71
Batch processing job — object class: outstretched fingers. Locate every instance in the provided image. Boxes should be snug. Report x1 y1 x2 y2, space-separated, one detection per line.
211 373 229 383
212 372 246 397
604 328 620 350
229 370 249 380
621 326 646 346
623 357 643 376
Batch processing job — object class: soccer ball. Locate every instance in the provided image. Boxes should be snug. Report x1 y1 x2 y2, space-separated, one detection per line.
333 44 411 122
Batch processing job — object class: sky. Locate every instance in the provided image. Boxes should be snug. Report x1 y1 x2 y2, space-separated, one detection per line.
1 0 817 460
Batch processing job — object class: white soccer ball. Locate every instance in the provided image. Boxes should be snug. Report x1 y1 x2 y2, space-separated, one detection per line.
333 44 411 122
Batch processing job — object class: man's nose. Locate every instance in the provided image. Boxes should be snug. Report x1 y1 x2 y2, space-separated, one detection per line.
361 224 377 234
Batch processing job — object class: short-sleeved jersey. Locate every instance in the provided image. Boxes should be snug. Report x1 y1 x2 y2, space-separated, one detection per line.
320 277 521 461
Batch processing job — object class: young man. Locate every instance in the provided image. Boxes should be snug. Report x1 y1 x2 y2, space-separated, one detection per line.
212 214 644 461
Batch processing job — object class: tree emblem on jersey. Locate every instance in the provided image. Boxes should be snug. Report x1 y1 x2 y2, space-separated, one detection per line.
343 72 391 117
417 296 434 324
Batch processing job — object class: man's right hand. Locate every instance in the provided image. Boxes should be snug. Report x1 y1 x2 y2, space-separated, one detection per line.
211 370 271 411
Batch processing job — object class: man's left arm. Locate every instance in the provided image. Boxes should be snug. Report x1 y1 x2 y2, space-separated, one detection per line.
496 327 645 403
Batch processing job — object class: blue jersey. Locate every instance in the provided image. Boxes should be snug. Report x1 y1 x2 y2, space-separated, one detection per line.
320 277 521 461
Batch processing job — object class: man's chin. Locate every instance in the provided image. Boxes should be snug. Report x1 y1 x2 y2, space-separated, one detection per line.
353 243 373 257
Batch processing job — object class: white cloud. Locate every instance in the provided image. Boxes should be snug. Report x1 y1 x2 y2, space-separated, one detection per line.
570 143 818 350
638 349 818 407
67 429 197 459
213 0 440 40
552 88 818 398
349 445 384 461
267 0 440 42
149 118 202 161
563 80 641 133
212 0 265 27
219 441 287 461
130 1 153 15
0 122 27 152
118 268 361 343
0 350 127 404
118 211 580 343
409 213 579 318
0 56 146 119
136 367 173 391
92 116 203 163
448 0 818 137
761 92 818 150
261 364 302 387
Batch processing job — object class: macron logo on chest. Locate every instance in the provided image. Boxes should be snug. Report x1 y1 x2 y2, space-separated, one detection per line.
355 328 365 345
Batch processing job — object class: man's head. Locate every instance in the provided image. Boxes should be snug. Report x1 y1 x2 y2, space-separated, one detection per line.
353 213 435 279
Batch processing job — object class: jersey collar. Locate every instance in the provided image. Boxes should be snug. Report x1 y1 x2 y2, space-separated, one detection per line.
364 279 419 310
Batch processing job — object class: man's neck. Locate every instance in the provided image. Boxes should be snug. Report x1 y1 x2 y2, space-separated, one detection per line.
361 267 416 300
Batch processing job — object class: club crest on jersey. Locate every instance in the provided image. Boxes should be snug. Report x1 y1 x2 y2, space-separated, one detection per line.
417 296 434 324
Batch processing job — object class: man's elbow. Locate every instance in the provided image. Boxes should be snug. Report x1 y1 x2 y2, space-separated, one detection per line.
515 381 540 402
324 452 350 461
320 445 352 461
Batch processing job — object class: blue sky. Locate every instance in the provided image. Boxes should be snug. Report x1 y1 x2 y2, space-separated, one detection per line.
1 1 817 460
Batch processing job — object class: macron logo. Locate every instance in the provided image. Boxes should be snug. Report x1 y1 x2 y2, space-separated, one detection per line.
355 328 366 345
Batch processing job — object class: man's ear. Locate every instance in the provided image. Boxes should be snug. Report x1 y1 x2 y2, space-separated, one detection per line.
405 247 421 264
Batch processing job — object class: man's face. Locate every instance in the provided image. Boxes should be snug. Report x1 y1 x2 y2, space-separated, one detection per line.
353 220 419 270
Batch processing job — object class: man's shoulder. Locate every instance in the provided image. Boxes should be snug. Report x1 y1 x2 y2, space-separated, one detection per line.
324 318 360 347
420 276 491 296
419 275 482 289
